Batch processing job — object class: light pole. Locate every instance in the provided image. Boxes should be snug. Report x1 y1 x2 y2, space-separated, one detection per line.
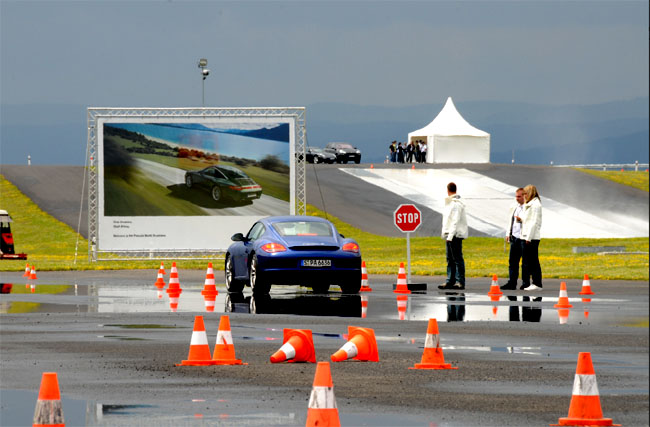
198 58 209 107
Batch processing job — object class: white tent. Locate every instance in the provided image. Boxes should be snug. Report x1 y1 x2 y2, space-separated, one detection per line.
408 97 490 163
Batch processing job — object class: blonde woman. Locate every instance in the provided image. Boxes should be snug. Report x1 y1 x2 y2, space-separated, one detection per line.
520 185 543 291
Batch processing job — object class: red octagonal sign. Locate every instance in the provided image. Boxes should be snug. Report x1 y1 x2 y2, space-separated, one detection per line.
394 204 422 233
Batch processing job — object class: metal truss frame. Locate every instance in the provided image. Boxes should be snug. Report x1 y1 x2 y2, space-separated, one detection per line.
87 107 306 261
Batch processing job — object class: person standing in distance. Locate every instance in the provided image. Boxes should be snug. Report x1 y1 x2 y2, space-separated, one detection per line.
438 182 468 290
520 184 543 291
501 188 525 290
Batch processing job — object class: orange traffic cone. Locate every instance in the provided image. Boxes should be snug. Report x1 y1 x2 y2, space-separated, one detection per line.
409 318 457 370
177 316 214 366
579 274 594 296
359 261 372 292
551 352 619 426
370 164 374 169
487 274 503 296
331 326 379 362
153 267 165 299
360 294 368 318
201 262 219 312
31 284 36 293
29 266 38 280
582 299 591 319
396 295 408 321
270 329 316 363
212 315 246 365
305 362 340 427
554 282 573 308
33 372 65 427
411 164 415 170
160 261 166 275
393 262 411 294
166 262 182 312
23 263 31 277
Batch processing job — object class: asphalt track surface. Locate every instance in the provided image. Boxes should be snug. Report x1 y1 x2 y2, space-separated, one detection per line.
2 162 648 239
0 270 648 426
1 164 648 426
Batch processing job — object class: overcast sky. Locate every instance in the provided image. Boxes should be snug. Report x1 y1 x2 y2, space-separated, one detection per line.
1 0 648 108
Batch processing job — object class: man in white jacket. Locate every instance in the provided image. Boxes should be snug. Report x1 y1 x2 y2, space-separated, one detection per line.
438 182 468 290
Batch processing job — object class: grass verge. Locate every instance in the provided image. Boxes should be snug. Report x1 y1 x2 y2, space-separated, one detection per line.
576 168 649 192
1 174 648 280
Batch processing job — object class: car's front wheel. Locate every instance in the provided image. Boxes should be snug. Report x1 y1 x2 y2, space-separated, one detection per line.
211 186 222 201
225 254 245 293
185 175 193 188
249 255 271 294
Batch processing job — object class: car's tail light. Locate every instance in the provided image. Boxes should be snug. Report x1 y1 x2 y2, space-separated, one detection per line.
261 242 286 253
229 185 242 191
342 242 359 253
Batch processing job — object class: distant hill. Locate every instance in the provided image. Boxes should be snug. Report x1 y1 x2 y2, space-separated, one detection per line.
1 98 647 165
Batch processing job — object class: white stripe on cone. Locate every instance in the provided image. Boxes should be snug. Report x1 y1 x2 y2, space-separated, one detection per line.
216 330 233 346
571 374 600 396
190 331 209 345
277 342 296 360
424 333 440 349
338 341 358 359
308 386 337 409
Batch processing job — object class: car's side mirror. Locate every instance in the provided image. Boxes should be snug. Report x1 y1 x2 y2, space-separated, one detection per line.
231 233 246 242
339 233 345 238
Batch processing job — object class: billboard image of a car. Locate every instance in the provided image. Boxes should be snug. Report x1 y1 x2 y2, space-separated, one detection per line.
185 165 262 202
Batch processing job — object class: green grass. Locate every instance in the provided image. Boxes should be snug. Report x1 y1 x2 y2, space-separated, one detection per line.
1 174 648 280
577 168 649 192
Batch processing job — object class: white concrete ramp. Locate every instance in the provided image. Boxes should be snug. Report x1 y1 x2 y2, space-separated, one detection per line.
341 168 649 238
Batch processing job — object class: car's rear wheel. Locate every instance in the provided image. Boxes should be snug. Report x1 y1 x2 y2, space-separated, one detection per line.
340 279 361 294
185 175 193 188
249 254 271 294
354 158 361 164
342 158 348 164
225 254 245 293
311 283 330 294
211 186 222 201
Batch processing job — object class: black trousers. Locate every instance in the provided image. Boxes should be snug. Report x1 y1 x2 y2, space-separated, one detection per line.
445 237 465 285
508 238 524 284
521 239 542 287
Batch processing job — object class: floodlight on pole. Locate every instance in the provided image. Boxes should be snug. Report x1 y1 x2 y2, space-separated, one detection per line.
198 58 209 107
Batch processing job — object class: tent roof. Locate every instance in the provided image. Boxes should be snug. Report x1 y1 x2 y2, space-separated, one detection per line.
410 97 489 137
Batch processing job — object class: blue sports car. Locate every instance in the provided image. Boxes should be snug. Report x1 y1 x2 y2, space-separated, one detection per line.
225 216 362 294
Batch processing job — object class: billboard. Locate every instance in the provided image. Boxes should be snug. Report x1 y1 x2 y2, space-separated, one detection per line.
88 109 305 258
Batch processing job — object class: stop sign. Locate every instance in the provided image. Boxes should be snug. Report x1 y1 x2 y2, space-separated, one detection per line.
394 204 422 233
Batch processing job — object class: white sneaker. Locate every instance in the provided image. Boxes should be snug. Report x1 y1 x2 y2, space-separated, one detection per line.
525 284 542 291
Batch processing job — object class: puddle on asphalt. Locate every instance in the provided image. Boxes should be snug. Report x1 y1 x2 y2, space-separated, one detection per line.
0 282 608 325
0 389 438 426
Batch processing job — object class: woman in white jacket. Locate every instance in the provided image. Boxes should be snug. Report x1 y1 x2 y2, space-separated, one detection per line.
520 184 543 291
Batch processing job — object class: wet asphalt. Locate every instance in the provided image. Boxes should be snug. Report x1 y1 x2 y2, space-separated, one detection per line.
0 269 648 426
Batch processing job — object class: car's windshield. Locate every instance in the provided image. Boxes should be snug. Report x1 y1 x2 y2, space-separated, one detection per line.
219 167 247 180
336 144 354 149
272 221 333 237
310 148 323 153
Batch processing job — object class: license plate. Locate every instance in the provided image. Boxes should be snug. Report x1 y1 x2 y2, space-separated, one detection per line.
248 193 257 198
301 259 331 267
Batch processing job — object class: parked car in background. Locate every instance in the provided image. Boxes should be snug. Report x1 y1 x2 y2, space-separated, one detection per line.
185 165 262 202
224 216 362 294
306 147 337 164
324 142 361 164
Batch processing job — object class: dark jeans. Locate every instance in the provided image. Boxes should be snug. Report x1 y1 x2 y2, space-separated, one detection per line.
445 237 465 285
521 239 542 287
508 238 524 284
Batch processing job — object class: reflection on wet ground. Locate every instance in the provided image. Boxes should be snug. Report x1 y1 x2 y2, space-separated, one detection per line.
0 281 609 325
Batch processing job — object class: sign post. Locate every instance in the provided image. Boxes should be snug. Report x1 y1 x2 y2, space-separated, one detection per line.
393 204 422 285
